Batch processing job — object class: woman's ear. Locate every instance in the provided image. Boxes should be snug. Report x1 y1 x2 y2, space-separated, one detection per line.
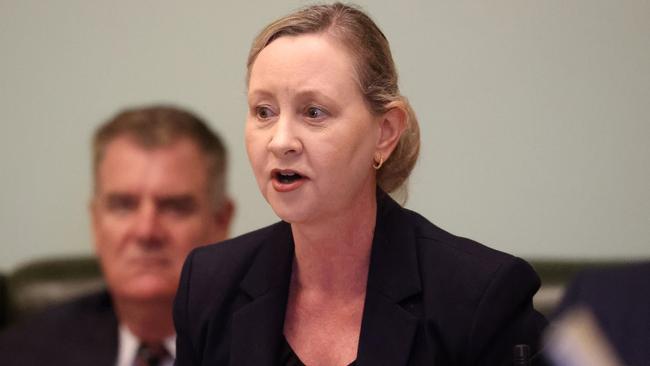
376 101 407 159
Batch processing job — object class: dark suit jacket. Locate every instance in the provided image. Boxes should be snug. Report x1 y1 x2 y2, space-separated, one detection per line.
174 193 547 365
552 262 650 365
0 291 118 366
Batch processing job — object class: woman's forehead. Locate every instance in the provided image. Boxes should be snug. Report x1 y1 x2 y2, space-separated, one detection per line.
248 34 360 96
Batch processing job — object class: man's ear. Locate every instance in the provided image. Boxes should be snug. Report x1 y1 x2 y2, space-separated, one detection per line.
376 101 408 159
89 196 102 254
212 197 235 240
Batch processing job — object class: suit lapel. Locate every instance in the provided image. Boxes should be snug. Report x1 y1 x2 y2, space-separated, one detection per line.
229 222 294 366
357 193 422 366
356 290 419 366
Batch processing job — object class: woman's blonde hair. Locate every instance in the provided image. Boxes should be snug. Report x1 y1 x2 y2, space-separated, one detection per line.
247 3 420 194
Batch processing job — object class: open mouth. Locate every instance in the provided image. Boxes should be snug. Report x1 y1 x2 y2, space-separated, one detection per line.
270 169 306 192
275 170 303 184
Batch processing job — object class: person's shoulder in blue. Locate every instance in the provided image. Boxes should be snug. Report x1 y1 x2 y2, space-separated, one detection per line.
552 261 650 365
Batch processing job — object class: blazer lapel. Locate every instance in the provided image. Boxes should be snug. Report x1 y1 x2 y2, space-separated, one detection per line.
357 193 422 366
229 222 294 366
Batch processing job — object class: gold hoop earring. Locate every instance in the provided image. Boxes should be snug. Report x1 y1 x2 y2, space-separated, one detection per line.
373 153 384 170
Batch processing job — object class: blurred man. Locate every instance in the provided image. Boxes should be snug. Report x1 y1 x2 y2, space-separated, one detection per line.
0 105 234 366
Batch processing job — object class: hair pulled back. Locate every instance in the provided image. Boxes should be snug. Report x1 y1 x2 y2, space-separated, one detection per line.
247 3 420 194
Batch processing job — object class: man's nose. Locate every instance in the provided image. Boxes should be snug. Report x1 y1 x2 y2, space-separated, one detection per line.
133 202 165 247
267 115 303 157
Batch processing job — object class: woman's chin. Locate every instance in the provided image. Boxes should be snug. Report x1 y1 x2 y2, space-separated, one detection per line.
264 189 309 222
270 205 303 224
268 200 316 225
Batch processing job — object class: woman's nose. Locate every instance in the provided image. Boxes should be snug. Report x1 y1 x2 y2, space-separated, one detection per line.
267 116 302 157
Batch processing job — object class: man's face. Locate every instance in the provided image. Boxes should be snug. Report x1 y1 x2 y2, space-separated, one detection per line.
91 136 231 303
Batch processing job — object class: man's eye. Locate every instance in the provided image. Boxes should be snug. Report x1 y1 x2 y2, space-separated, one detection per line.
255 106 275 120
106 196 137 213
159 199 196 217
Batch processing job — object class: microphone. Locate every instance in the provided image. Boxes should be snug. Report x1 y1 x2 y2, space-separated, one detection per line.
513 344 531 366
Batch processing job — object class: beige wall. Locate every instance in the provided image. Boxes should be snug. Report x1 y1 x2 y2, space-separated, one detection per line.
1 0 648 270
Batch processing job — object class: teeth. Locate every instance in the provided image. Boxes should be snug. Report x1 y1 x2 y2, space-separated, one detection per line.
275 170 302 184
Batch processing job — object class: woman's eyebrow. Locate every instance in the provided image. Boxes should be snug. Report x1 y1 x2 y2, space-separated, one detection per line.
247 89 274 102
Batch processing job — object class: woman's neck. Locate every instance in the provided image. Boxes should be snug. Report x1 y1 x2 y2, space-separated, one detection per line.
290 188 376 297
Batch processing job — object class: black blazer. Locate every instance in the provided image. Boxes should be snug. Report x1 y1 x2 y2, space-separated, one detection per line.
174 193 547 365
0 291 118 366
552 262 650 365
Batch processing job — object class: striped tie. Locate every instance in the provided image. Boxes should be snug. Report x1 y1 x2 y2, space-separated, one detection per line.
135 342 170 366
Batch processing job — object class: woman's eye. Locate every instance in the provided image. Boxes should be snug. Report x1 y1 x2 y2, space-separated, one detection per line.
255 106 275 120
305 106 326 120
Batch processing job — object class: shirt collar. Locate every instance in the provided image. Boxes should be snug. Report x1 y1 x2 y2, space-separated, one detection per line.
116 324 176 366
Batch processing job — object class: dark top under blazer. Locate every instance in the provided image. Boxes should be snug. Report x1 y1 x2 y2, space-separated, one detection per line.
0 291 118 366
174 193 547 366
552 262 650 365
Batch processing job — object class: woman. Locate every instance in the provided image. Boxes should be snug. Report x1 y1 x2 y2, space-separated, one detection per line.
174 3 547 365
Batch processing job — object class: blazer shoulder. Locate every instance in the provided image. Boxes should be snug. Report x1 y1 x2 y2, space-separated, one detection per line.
403 207 524 270
187 221 286 278
177 221 288 315
396 208 545 364
399 207 541 315
174 221 291 364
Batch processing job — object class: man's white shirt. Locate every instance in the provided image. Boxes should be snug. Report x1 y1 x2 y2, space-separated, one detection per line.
116 324 176 366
